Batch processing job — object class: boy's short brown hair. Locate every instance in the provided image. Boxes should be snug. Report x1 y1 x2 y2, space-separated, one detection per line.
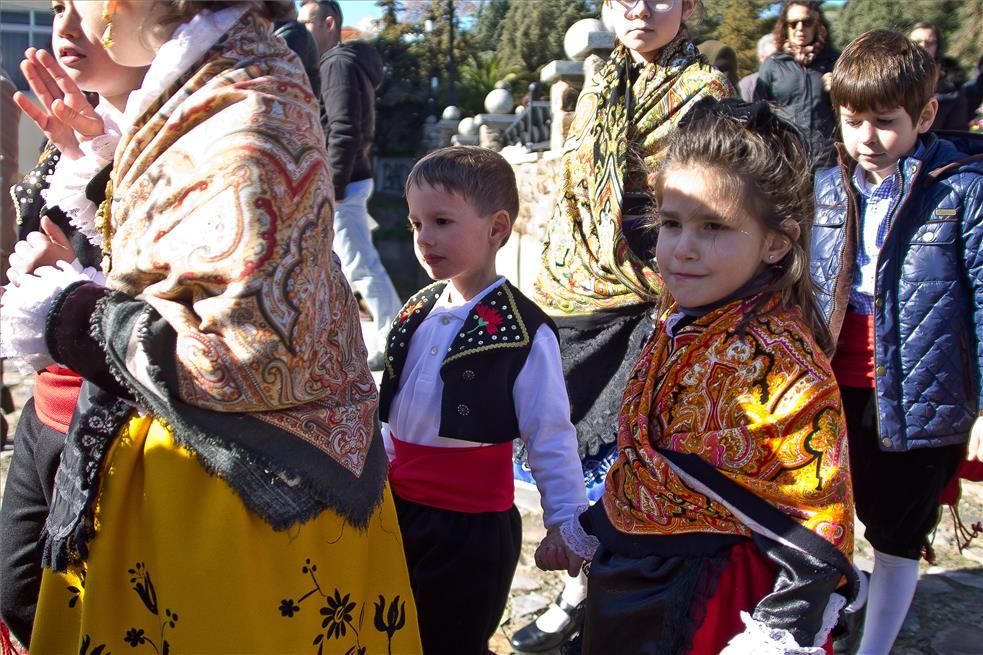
830 29 937 123
405 146 519 243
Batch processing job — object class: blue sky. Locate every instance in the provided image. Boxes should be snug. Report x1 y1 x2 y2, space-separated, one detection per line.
334 1 847 30
339 1 383 28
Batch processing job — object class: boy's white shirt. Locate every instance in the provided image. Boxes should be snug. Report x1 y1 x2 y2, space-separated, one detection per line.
382 276 588 529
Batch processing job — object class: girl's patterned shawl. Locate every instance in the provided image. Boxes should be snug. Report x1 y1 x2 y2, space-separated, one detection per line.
97 13 385 527
603 294 854 558
534 36 732 315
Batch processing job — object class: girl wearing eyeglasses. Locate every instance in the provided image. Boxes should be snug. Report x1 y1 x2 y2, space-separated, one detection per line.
754 0 839 171
513 0 732 652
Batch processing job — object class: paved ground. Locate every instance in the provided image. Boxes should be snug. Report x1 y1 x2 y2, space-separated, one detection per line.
3 362 983 654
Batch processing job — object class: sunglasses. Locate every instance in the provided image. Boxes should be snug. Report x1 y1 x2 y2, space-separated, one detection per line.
787 17 816 29
611 0 677 13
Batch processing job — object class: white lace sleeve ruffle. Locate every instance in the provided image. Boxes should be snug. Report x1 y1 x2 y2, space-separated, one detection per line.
559 505 600 560
38 102 121 249
719 596 846 655
0 260 106 373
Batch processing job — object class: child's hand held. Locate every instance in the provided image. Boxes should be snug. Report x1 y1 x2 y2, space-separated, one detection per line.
8 217 77 280
534 527 585 576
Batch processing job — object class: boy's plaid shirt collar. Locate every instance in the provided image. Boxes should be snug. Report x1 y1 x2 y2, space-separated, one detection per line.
850 140 927 201
847 141 926 315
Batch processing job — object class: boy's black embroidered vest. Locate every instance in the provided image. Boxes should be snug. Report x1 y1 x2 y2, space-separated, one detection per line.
378 280 557 444
12 143 108 269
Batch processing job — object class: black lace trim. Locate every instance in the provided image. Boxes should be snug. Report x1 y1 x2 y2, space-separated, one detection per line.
40 384 133 571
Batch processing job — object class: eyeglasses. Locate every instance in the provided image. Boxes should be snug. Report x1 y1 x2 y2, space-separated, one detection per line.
787 17 816 29
611 0 677 13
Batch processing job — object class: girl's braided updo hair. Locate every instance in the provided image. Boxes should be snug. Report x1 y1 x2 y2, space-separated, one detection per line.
153 0 295 26
649 98 831 353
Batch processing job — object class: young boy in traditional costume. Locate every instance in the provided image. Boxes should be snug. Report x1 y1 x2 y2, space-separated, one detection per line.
511 3 733 649
0 1 421 651
812 30 983 655
577 99 859 654
380 146 591 655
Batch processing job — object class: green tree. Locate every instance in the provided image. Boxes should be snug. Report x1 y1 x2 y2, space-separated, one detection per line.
497 0 596 73
375 0 402 30
943 0 983 70
372 20 429 156
712 0 771 77
834 0 980 69
470 0 511 53
457 52 519 115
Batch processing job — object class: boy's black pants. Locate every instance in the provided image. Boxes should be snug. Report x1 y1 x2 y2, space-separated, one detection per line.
393 494 521 655
0 399 66 647
841 387 964 559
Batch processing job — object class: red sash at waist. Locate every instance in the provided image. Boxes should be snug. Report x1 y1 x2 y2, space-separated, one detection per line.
832 310 875 389
33 365 83 434
389 435 514 513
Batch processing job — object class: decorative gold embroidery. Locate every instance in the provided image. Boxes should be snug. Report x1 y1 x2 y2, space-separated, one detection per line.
443 284 531 366
95 177 114 270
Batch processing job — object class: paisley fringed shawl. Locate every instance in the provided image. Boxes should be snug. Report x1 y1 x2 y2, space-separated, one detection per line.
74 13 385 533
534 36 733 315
603 294 854 559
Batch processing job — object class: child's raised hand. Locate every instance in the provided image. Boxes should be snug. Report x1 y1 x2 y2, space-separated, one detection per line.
13 48 104 159
7 217 76 287
968 417 983 463
534 527 584 577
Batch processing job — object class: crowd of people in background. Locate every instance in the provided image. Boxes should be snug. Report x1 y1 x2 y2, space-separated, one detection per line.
0 1 980 654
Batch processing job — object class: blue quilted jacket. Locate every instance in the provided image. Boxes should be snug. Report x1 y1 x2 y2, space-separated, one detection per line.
811 133 983 451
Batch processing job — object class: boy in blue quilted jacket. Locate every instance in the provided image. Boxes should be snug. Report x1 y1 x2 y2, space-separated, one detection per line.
811 30 983 655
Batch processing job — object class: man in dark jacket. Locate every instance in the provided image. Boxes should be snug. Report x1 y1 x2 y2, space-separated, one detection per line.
273 14 321 93
299 0 401 371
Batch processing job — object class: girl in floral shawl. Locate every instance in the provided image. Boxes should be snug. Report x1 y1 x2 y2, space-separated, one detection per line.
0 1 420 652
576 99 858 654
511 1 732 650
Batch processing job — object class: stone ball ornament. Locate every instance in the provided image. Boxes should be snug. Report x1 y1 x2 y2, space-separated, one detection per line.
564 18 606 60
484 88 514 115
458 116 477 136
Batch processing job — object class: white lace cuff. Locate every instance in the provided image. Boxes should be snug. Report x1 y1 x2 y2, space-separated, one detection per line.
40 130 118 249
719 611 830 655
0 260 107 373
558 506 599 560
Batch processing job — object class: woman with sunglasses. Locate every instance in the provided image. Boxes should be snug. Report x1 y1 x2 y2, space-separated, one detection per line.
754 0 839 171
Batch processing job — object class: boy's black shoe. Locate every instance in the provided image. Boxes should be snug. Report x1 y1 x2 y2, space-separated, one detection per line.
510 595 584 653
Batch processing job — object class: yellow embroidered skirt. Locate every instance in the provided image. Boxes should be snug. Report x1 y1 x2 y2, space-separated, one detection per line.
30 414 421 654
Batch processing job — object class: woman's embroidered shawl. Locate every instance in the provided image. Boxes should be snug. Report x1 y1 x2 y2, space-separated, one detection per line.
96 13 384 526
534 36 732 315
603 294 854 558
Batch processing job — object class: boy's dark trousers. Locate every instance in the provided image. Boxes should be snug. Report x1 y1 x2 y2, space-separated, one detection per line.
840 387 964 559
0 399 66 646
393 494 521 655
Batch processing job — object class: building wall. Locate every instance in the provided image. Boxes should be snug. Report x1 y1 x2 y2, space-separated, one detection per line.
497 154 563 296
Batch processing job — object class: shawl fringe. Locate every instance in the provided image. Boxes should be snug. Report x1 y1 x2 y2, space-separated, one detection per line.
94 293 388 533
